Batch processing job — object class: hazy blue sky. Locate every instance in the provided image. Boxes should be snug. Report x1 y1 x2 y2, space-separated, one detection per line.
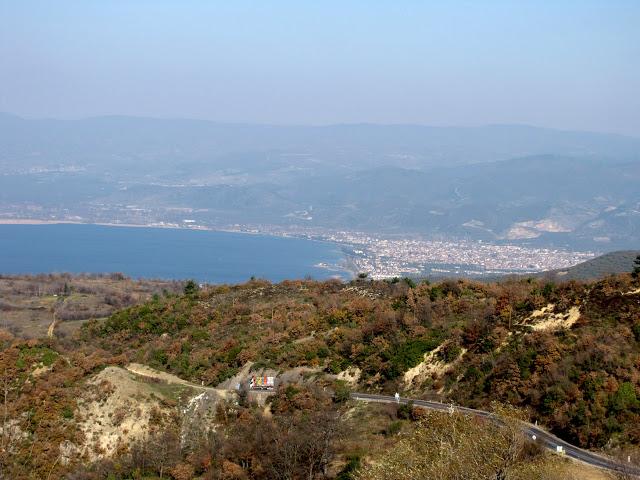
1 1 639 135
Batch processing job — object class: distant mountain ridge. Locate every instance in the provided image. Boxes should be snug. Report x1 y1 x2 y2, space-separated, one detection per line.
1 113 639 251
2 113 639 171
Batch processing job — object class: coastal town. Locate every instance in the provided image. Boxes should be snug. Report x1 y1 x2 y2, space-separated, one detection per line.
216 224 596 278
0 187 597 280
320 232 596 278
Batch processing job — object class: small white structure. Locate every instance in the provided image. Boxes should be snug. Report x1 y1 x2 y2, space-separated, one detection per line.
394 392 400 403
556 445 564 454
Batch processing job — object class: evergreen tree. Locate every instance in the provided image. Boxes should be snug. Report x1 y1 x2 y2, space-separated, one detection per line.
183 279 199 296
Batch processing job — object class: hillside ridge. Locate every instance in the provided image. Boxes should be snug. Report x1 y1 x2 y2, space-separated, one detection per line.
3 273 640 478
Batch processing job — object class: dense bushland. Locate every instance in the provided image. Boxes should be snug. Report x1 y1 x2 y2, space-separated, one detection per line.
80 274 640 449
2 272 640 478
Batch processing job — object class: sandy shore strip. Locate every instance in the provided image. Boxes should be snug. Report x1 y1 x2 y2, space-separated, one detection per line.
0 219 84 225
0 219 173 229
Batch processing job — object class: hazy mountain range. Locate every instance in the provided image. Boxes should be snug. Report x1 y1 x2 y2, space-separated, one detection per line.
1 113 639 250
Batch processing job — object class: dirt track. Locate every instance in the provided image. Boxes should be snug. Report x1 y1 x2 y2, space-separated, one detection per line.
125 363 226 393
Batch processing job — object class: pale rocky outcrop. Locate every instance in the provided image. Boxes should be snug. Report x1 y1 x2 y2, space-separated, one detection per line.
404 343 466 391
521 304 581 332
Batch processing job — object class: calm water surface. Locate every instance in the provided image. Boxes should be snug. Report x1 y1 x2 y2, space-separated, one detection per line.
0 224 349 283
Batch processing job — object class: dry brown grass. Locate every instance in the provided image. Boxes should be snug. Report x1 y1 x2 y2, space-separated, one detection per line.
0 273 182 338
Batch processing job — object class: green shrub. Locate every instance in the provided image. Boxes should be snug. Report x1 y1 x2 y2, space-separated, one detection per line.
333 380 351 403
403 277 416 288
16 346 59 369
285 385 300 399
41 349 58 366
516 348 537 380
632 322 640 342
327 358 351 374
397 400 414 420
183 279 199 296
385 420 403 436
609 382 639 412
317 346 330 358
150 349 168 366
391 297 407 310
542 386 566 414
429 286 444 301
216 367 238 384
225 345 243 363
386 336 442 378
438 343 461 363
190 329 210 341
336 455 361 480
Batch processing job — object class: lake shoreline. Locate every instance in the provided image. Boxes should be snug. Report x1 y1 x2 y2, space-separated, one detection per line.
0 223 353 283
0 218 360 278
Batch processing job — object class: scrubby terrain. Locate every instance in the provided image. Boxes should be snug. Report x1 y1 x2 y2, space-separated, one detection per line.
2 273 640 478
0 273 183 338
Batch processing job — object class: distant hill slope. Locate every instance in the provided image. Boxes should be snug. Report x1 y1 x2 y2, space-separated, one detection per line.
2 113 640 170
1 114 640 250
540 250 640 281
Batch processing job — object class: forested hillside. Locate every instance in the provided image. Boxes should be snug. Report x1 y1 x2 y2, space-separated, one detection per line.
2 273 640 478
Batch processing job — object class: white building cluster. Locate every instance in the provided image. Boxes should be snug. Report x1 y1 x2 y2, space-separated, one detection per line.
321 231 596 279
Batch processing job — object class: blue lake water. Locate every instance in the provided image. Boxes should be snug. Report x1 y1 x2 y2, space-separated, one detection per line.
0 224 350 283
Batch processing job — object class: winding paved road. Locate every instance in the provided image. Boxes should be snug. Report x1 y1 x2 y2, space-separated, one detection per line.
352 392 640 477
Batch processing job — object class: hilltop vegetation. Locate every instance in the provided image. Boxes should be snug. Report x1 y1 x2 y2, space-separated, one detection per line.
80 274 640 449
1 272 640 478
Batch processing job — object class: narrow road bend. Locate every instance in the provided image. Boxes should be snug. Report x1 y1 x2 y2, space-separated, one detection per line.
352 392 640 477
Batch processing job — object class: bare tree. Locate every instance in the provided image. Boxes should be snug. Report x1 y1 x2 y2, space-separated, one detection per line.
147 430 181 479
0 370 25 479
